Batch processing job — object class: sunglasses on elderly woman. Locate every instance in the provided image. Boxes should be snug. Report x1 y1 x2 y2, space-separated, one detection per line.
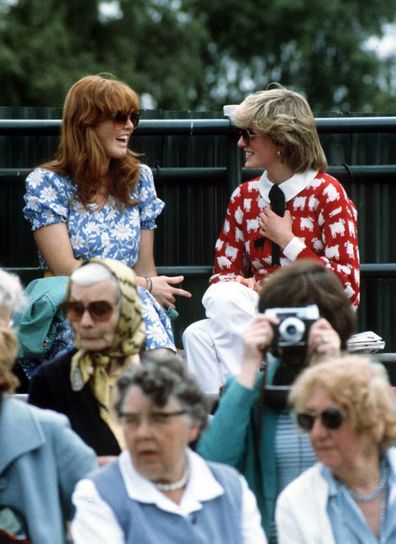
63 300 116 323
237 128 260 145
111 110 140 127
295 406 345 432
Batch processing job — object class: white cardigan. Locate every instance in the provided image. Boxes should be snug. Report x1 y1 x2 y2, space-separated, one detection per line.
275 463 336 544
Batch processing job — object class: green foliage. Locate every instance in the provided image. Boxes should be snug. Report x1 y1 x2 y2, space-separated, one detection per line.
0 0 395 112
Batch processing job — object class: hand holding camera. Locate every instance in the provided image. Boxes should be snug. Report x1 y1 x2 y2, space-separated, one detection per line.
238 313 278 389
307 317 342 360
264 304 341 359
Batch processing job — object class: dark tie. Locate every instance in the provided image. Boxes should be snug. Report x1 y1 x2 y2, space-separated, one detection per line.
268 184 285 265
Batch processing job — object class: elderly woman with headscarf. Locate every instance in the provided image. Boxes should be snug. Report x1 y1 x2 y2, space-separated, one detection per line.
0 268 96 544
276 355 396 544
71 355 267 544
28 258 146 463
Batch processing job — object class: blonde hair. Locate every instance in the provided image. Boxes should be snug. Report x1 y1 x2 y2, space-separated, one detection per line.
289 355 396 450
0 326 19 395
233 86 327 172
42 74 141 207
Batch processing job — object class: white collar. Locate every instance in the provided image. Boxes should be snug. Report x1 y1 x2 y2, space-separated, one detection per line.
118 449 224 515
258 169 318 203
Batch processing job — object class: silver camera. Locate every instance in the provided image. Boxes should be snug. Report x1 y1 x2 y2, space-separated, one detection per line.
265 304 320 348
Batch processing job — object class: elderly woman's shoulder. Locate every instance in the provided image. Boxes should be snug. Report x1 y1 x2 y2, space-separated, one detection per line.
4 395 70 429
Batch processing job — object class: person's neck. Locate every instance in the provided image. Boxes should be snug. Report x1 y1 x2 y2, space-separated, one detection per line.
267 164 294 185
153 456 189 504
108 358 122 375
334 451 382 494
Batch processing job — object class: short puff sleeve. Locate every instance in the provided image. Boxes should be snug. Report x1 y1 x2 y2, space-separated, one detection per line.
135 164 164 230
23 168 73 231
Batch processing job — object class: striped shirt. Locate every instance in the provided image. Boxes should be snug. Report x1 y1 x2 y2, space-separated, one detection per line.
269 410 316 543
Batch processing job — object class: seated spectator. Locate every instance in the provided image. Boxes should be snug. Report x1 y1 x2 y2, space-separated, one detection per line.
197 260 356 541
183 86 359 395
29 257 145 462
276 355 396 543
0 268 29 390
71 355 267 543
23 74 191 366
0 279 96 544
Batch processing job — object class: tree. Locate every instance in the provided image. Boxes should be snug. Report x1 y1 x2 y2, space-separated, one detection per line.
0 0 395 112
185 0 396 112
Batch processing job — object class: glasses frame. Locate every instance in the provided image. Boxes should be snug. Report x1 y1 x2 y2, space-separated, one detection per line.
237 127 260 146
63 299 117 323
111 110 140 127
119 410 188 428
295 406 345 432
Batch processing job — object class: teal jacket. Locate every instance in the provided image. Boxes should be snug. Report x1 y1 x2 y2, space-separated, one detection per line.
197 363 280 537
0 396 97 543
13 276 69 358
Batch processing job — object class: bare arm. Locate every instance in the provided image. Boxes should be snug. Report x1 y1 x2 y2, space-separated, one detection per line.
33 223 81 275
134 229 191 307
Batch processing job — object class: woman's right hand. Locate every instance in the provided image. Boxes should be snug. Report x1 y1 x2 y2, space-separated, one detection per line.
150 275 192 308
237 314 277 389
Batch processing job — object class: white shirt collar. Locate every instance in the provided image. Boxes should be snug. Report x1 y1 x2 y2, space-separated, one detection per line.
118 449 224 515
258 169 318 203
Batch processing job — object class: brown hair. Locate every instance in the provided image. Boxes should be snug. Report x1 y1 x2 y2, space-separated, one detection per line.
289 355 396 450
233 86 327 172
258 260 356 349
42 74 141 207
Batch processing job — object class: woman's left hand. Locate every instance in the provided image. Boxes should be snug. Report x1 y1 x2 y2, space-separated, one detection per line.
259 208 294 248
307 318 341 361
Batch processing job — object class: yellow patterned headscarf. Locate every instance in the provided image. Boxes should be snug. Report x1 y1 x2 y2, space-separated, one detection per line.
70 258 146 427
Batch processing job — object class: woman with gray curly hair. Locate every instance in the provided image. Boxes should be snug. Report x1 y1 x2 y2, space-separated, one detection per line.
276 355 396 543
72 355 267 543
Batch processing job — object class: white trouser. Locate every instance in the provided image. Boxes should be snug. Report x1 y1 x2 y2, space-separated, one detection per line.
182 282 259 394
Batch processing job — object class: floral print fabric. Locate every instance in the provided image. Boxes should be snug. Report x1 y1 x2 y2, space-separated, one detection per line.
23 164 175 354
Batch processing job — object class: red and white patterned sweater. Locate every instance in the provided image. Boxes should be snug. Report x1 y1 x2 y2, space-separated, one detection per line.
210 171 360 307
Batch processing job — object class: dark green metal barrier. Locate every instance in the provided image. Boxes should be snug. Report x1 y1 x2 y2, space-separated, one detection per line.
1 111 396 351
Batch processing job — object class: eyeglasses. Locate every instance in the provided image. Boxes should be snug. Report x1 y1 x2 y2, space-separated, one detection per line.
111 110 140 127
63 300 117 323
119 410 187 429
237 128 260 145
295 406 345 432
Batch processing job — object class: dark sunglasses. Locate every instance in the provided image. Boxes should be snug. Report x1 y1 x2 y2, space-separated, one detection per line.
295 406 345 432
237 127 260 145
111 110 140 127
63 300 116 323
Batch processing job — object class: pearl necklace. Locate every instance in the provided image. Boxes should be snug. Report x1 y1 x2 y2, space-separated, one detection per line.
154 465 190 492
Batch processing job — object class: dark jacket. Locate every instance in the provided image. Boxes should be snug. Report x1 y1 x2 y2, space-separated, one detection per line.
28 350 121 456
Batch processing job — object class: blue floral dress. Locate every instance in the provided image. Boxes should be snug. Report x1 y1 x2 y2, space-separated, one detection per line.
23 164 175 358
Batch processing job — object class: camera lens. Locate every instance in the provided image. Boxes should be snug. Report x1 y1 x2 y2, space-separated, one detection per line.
278 317 305 344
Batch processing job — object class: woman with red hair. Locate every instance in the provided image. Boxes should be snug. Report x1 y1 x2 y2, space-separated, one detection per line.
23 74 190 367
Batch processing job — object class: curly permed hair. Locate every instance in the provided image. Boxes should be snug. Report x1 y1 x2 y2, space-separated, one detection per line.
115 355 209 430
